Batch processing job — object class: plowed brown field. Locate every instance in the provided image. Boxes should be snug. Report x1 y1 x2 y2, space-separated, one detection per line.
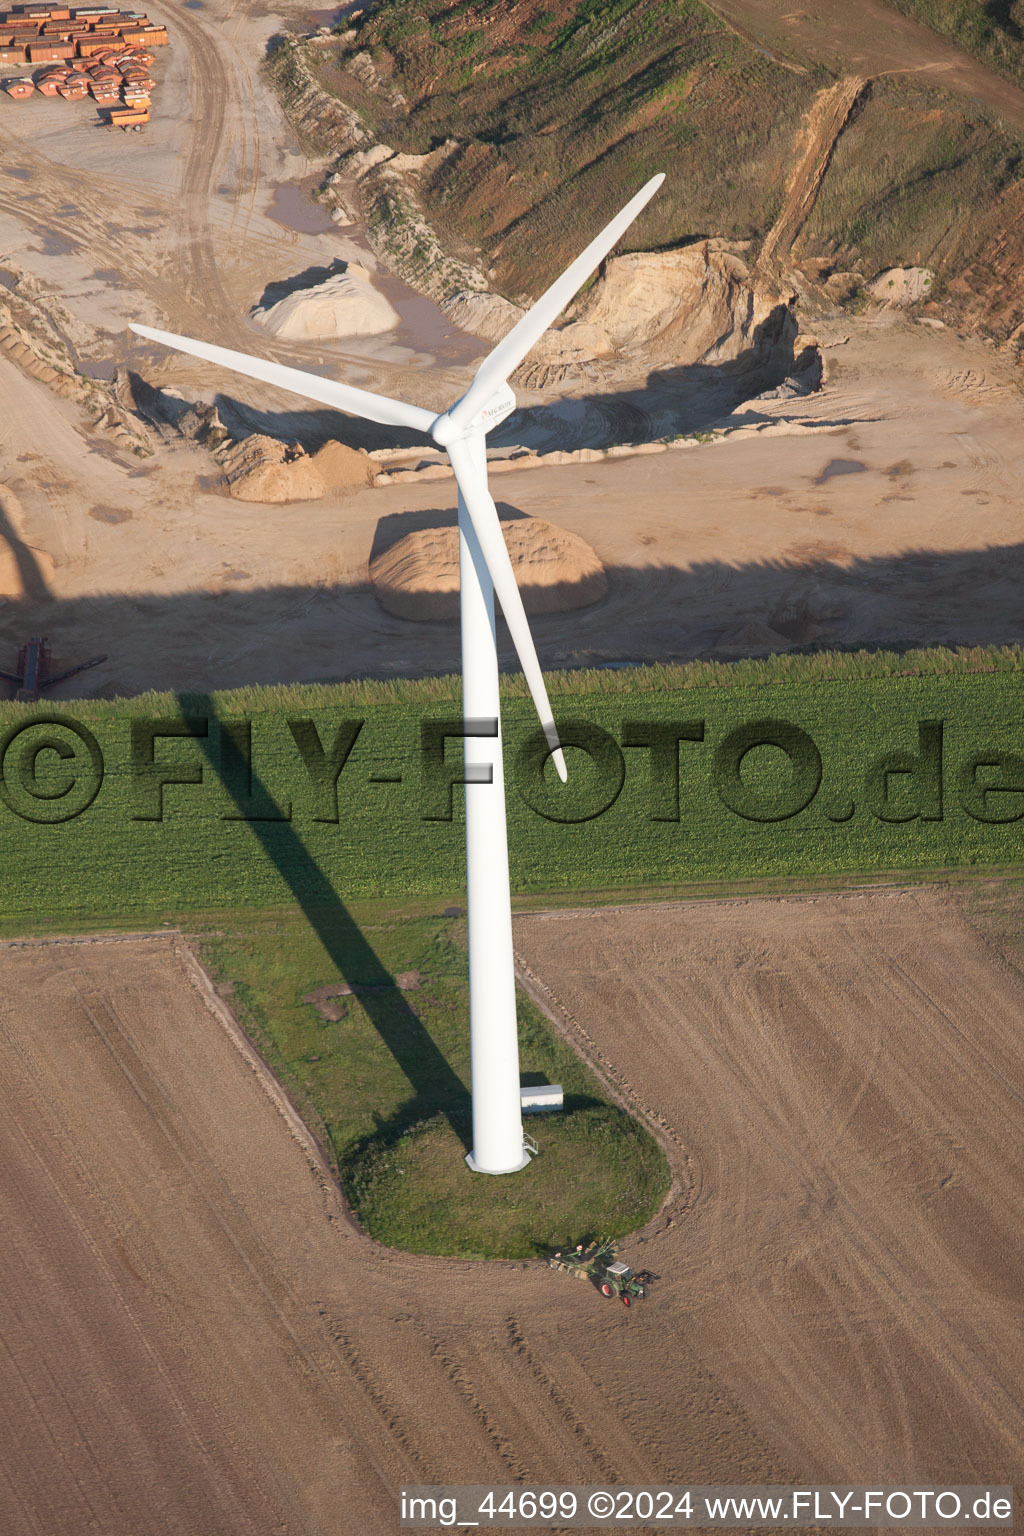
515 887 1024 1499
1 887 1021 1534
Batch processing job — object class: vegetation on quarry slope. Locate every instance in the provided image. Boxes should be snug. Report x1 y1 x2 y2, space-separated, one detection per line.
298 0 1024 333
321 0 820 293
800 77 1023 301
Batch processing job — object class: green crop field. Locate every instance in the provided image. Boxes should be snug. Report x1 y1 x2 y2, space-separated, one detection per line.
1 646 1023 923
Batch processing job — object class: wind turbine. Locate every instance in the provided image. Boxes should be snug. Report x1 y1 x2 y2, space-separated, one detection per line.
131 172 664 1174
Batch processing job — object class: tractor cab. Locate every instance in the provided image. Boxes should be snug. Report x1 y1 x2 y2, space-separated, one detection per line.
599 1258 646 1305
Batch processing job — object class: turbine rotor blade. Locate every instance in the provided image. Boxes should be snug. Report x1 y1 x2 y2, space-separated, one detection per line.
129 324 436 434
448 433 567 783
448 173 664 433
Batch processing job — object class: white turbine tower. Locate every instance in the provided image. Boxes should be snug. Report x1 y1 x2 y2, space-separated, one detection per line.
132 172 663 1174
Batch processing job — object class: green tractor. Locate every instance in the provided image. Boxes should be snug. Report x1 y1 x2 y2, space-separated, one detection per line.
549 1239 652 1306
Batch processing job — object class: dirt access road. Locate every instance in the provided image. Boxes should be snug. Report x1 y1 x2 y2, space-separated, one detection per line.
2 886 1022 1532
708 0 1024 137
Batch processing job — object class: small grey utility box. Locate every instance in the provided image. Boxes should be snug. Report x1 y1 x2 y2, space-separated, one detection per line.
520 1084 564 1113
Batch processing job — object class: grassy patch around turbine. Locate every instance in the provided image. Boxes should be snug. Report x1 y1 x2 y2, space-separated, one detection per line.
196 905 671 1260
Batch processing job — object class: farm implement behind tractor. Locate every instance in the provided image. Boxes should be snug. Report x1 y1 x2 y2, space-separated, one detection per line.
549 1240 652 1306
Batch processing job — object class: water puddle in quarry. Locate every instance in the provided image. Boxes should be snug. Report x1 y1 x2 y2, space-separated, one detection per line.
304 3 365 25
259 171 821 451
265 178 482 368
814 458 867 485
373 268 482 367
267 180 337 237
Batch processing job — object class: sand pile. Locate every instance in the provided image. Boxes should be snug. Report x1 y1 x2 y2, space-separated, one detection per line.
369 517 607 621
569 242 796 367
222 436 327 503
252 265 400 340
220 435 376 502
312 438 377 491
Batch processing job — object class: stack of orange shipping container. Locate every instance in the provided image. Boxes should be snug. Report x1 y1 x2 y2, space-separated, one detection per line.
0 3 168 72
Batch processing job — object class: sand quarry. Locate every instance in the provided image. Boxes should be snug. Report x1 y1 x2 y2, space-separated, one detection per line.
4 302 1024 692
2 886 1022 1533
0 0 1023 687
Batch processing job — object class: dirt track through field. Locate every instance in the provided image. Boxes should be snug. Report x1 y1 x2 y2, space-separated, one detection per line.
757 75 867 282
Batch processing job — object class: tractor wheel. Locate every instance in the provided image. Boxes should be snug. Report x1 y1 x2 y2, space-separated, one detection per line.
622 1294 631 1307
601 1283 614 1297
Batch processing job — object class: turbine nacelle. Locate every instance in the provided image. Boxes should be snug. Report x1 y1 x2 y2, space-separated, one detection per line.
431 381 517 449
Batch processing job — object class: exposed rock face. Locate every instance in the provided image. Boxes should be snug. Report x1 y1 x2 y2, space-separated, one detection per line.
252 266 399 340
176 401 231 449
268 44 485 304
0 271 152 456
442 241 808 390
369 517 608 622
790 333 825 391
222 436 327 503
567 242 797 369
440 290 522 343
346 143 398 176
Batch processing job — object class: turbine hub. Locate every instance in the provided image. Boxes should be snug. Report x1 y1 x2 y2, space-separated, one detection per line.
430 412 460 449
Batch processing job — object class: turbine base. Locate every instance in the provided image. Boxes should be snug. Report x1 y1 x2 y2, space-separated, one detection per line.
465 1145 534 1176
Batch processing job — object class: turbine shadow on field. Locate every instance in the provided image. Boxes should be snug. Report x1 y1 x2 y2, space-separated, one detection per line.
183 693 472 1151
0 488 51 602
